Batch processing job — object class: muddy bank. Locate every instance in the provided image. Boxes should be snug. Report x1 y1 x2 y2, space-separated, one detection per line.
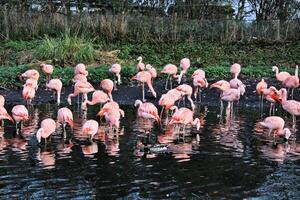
0 77 295 108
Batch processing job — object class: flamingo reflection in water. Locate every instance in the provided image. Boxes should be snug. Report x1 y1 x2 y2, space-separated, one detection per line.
36 149 55 169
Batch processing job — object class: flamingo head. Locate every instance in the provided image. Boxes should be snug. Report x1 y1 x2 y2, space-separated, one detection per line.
36 128 44 143
272 66 278 72
146 64 152 70
137 56 142 62
134 99 142 108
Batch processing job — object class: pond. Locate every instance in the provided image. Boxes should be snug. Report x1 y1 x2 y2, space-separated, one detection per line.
0 103 300 199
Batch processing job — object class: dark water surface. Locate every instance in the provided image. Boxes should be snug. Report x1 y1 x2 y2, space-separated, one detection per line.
0 104 300 199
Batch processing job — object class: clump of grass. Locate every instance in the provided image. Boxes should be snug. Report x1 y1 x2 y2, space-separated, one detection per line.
34 32 97 65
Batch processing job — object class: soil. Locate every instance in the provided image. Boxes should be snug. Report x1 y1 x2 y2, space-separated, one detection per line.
0 77 295 108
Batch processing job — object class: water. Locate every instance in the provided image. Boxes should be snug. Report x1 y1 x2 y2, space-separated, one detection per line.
0 104 300 199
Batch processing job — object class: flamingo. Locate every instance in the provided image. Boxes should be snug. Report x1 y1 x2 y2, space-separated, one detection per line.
67 81 95 105
177 58 190 84
176 84 195 110
100 79 114 101
220 86 242 114
11 105 28 134
22 86 36 106
20 69 40 80
97 107 124 134
278 88 300 127
229 77 246 95
146 64 157 85
192 69 205 79
137 56 145 71
282 65 299 99
134 99 160 123
24 78 38 91
72 73 87 83
40 63 53 81
36 118 56 144
75 63 88 76
161 64 178 90
260 116 292 141
193 76 208 103
46 79 62 105
57 107 74 138
272 66 291 83
168 107 201 138
109 63 122 89
131 71 157 102
262 86 281 116
230 63 241 78
210 80 231 110
256 78 268 107
81 90 110 110
82 120 99 141
0 107 14 127
159 90 181 120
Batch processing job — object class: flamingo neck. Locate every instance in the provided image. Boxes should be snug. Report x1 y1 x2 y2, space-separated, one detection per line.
295 66 298 77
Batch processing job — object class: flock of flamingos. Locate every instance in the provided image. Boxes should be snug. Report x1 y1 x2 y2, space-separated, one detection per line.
0 57 299 146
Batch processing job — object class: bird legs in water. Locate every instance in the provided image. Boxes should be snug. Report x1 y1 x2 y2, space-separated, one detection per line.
194 87 202 103
269 103 275 116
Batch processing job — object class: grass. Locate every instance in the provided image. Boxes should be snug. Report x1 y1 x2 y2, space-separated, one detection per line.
0 64 294 89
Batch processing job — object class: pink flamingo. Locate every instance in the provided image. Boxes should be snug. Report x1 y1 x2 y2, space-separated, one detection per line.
67 81 95 105
131 71 157 102
109 63 122 89
230 63 241 78
11 105 28 133
22 86 36 106
229 77 246 95
82 90 110 110
0 107 14 127
134 99 160 123
40 63 53 81
97 107 124 134
176 84 195 110
159 90 181 120
168 107 201 138
272 66 291 83
177 58 190 84
262 86 281 116
24 78 38 91
220 86 242 114
279 88 300 126
36 118 56 144
75 63 88 76
46 79 62 105
82 120 99 141
256 78 268 107
192 69 205 79
210 80 231 110
137 56 145 71
72 73 87 83
146 64 157 85
0 95 5 107
260 116 291 140
57 107 74 137
161 64 178 90
282 65 299 99
193 76 208 103
100 79 114 100
20 69 40 80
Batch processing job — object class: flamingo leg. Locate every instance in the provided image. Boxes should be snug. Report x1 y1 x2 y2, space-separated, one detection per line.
160 107 165 121
170 76 173 89
165 75 169 90
63 123 66 139
291 88 294 99
142 83 145 102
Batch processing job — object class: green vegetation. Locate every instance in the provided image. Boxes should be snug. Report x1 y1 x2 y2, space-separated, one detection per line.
0 36 299 88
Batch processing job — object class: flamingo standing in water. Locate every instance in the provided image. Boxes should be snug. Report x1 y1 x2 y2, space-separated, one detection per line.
262 86 281 116
136 56 145 71
46 79 62 105
282 65 299 99
161 64 178 90
193 76 208 103
82 120 99 141
278 88 300 127
220 86 243 114
210 80 231 110
230 63 241 78
176 84 195 111
0 107 14 127
36 118 56 145
134 100 160 123
40 63 53 81
11 105 28 134
168 107 201 138
256 78 268 107
159 89 182 120
260 116 292 141
272 66 291 83
22 86 36 106
131 71 157 102
67 81 95 105
100 79 114 101
109 64 122 89
57 107 74 138
177 58 190 84
81 90 110 110
97 106 124 134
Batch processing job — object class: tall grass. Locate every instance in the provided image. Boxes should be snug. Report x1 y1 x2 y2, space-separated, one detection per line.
34 32 97 65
